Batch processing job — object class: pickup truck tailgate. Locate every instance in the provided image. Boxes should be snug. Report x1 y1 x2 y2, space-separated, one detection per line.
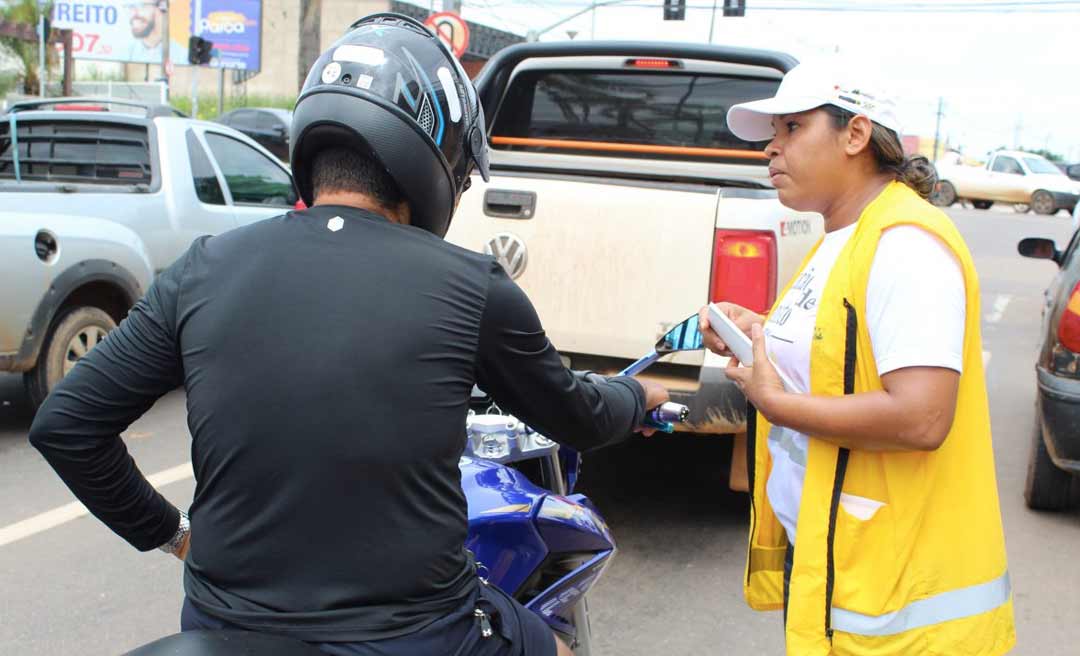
446 174 715 359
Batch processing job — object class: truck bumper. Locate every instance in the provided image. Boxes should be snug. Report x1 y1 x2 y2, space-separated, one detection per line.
667 365 747 434
1037 366 1080 475
576 352 747 435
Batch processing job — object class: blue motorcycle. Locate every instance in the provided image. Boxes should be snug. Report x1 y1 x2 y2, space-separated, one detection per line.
128 315 705 655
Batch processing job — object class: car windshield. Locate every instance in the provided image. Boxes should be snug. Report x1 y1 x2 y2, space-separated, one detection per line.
1024 157 1063 175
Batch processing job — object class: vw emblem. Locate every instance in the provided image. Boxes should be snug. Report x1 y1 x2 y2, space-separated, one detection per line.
485 233 528 280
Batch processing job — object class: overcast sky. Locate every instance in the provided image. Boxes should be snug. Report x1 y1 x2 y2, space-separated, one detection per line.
443 0 1080 161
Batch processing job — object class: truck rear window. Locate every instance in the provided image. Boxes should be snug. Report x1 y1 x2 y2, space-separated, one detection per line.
491 69 779 164
0 120 152 185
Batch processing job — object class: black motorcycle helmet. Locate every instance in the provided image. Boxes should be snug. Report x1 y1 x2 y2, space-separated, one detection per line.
290 13 490 237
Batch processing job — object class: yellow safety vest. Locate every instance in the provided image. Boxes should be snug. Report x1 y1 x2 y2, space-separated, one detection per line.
745 181 1016 655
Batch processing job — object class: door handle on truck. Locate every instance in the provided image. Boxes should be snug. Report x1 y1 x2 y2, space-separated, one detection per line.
483 189 537 219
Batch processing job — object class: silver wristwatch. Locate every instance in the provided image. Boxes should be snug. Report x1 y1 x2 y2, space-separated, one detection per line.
158 511 190 555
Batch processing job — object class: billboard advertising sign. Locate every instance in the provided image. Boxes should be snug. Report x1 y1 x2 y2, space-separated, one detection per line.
51 0 261 70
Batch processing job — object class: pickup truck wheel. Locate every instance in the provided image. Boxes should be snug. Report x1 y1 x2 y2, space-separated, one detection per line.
1024 415 1074 511
972 200 994 210
24 306 116 409
1031 190 1057 215
930 181 957 207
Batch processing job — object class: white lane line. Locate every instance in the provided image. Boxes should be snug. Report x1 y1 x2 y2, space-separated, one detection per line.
986 295 1011 324
0 462 193 548
983 350 992 369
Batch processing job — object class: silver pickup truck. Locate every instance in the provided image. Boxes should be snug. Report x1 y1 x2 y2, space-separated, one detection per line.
0 98 297 407
445 42 823 488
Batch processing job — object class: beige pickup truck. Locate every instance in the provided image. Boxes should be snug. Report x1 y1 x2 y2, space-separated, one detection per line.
446 42 823 488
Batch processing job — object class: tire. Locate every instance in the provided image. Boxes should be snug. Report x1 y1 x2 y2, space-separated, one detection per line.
1031 190 1057 215
930 181 957 207
972 200 994 210
1024 415 1074 511
24 306 116 409
1013 203 1031 214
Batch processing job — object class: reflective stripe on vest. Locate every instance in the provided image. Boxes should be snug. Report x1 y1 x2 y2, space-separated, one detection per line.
769 425 807 467
831 571 1011 637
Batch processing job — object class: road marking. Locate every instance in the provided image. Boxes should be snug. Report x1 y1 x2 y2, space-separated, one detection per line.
983 350 991 369
986 295 1011 324
0 462 193 548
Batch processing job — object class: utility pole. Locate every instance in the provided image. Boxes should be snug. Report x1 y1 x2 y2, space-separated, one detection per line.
37 0 46 96
161 0 170 101
191 0 202 118
1013 116 1023 150
932 97 944 162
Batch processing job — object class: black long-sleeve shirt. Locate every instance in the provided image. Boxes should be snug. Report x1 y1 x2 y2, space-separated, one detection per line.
28 205 645 642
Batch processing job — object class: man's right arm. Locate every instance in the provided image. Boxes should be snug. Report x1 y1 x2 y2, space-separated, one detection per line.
474 263 652 452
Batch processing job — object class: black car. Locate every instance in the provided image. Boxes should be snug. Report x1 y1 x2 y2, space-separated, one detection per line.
216 108 292 162
1019 234 1080 510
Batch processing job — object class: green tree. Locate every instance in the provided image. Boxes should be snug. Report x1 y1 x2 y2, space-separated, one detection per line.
0 0 53 95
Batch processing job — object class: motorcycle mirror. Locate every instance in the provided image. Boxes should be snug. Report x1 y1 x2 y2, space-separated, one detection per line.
655 314 704 355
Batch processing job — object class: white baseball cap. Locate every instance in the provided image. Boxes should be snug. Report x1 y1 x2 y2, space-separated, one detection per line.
727 58 902 142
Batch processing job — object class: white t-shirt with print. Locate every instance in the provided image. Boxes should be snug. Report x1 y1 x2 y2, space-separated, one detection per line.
762 224 966 545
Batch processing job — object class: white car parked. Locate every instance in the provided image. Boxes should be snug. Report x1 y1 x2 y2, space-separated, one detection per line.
932 150 1080 215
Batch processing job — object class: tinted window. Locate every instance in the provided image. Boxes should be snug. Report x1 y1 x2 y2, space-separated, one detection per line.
186 130 225 205
991 156 1023 175
256 112 282 132
204 133 293 206
229 110 258 130
491 69 779 164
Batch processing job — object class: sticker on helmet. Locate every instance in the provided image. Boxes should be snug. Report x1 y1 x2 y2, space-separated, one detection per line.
437 67 462 123
333 45 386 67
321 62 342 84
356 74 374 90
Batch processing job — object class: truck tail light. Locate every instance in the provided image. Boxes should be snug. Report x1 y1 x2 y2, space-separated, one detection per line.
54 104 106 111
1057 282 1080 353
625 58 682 69
709 230 777 314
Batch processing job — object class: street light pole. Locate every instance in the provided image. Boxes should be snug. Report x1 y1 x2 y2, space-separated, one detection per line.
161 0 170 101
708 0 717 43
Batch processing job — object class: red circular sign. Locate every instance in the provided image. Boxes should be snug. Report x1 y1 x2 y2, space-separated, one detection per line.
424 11 470 59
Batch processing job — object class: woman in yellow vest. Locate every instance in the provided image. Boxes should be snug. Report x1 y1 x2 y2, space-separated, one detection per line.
699 59 1015 655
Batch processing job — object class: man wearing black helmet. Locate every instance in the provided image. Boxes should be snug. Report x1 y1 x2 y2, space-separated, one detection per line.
29 13 667 656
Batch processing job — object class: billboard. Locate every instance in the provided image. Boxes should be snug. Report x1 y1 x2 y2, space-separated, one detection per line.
173 0 262 71
51 0 261 71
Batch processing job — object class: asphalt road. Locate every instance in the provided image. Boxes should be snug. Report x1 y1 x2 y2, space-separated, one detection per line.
2 205 1077 655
